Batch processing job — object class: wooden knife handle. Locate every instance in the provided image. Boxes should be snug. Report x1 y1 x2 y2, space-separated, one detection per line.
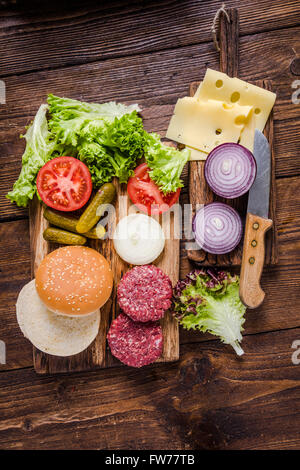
240 213 273 309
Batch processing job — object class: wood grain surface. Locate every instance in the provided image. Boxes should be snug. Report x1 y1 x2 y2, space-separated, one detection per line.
1 0 300 450
1 328 300 450
1 1 300 76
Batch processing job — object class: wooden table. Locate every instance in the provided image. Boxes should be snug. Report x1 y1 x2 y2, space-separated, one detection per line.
0 0 300 450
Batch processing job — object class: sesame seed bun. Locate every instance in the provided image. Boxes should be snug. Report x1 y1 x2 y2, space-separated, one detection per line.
17 280 100 357
35 246 113 316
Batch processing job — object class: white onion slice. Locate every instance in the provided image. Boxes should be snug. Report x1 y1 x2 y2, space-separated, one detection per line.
193 202 243 254
113 214 165 265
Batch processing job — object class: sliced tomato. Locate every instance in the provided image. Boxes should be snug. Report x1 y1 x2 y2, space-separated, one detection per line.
127 163 181 215
36 156 92 212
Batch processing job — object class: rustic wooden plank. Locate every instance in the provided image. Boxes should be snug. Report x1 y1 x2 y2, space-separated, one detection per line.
0 219 33 370
189 9 251 264
0 327 300 450
1 175 299 372
1 24 299 120
28 198 48 277
1 0 299 76
219 8 240 77
32 178 179 374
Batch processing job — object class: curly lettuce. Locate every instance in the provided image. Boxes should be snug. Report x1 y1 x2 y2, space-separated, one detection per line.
173 269 246 356
8 94 189 207
48 95 145 187
144 133 190 194
47 94 141 149
48 94 141 121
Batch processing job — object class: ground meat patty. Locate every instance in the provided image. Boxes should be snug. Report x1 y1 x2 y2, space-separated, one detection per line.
107 313 163 367
117 265 173 322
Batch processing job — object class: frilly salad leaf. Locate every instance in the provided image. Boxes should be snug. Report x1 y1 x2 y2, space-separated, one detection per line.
173 269 246 356
47 94 141 149
77 112 146 185
6 104 57 207
48 95 145 187
144 133 190 194
48 94 141 121
8 94 189 207
48 95 189 191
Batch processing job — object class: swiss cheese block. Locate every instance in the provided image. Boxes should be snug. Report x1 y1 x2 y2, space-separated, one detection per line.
166 97 253 153
196 68 276 132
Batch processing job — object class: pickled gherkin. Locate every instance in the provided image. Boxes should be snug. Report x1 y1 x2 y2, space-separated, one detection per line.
43 227 87 245
44 208 78 232
76 183 116 234
43 207 105 239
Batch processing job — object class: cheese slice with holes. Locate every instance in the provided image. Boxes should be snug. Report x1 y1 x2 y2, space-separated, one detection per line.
166 97 253 153
195 69 276 132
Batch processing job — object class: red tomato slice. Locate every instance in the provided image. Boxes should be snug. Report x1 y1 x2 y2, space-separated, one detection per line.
36 156 92 212
127 163 181 215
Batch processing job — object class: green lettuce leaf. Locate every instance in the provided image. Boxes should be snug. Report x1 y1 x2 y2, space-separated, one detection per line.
78 141 115 185
144 133 190 194
173 269 246 355
48 95 145 187
48 94 141 121
47 94 141 149
77 112 145 186
6 104 56 207
8 94 189 207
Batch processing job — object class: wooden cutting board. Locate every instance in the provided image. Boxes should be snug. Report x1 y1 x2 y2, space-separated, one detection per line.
187 8 278 266
29 180 179 374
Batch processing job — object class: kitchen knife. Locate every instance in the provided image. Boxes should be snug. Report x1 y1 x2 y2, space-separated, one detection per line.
239 129 273 309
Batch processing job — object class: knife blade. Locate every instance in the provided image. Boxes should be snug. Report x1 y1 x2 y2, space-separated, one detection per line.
239 130 273 309
247 130 271 218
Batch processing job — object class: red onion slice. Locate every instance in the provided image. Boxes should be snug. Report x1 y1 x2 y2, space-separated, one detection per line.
204 143 256 199
193 202 243 254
